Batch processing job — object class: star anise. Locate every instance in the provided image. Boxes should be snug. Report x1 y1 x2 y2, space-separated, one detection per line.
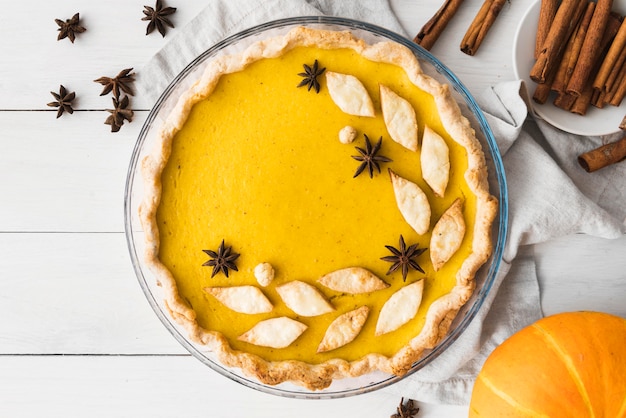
391 397 420 418
202 240 240 278
297 60 326 93
94 68 136 98
47 85 76 118
381 235 426 282
142 0 177 37
104 95 134 132
352 135 392 178
55 13 86 43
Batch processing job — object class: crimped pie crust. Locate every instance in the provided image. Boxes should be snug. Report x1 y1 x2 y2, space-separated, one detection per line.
139 27 498 390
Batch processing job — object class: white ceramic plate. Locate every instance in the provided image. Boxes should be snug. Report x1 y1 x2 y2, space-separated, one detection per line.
513 0 626 136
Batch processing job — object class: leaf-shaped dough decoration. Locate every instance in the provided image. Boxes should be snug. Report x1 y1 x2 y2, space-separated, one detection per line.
375 280 424 336
389 169 431 235
238 317 307 348
318 267 389 294
205 285 273 314
317 306 370 353
276 280 334 317
380 84 418 151
421 125 450 197
430 198 466 271
325 71 375 117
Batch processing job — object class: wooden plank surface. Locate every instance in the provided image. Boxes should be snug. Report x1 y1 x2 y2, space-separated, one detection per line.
0 1 207 110
0 232 184 355
0 355 468 417
0 111 139 232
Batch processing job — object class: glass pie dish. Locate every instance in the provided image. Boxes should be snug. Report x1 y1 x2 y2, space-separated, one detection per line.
124 16 508 399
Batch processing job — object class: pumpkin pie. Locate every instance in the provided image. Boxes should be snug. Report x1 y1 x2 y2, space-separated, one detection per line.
139 26 497 390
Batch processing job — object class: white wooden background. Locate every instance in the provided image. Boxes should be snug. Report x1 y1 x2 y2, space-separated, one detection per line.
1 0 625 417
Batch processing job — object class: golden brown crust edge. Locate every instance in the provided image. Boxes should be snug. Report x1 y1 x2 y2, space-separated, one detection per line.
138 26 498 390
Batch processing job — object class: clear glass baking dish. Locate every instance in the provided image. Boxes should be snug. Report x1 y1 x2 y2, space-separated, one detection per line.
124 16 508 399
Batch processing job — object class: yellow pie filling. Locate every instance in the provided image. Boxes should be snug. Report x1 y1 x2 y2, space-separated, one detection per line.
155 45 477 364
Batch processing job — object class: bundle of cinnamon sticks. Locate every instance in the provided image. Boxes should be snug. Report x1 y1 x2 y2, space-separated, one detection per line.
530 0 626 118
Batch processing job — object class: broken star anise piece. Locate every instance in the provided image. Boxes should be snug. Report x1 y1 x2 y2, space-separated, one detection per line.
55 13 86 43
94 68 136 98
352 134 392 178
202 240 240 278
391 397 420 418
142 0 177 37
47 85 76 118
297 60 326 93
104 95 134 133
381 235 426 282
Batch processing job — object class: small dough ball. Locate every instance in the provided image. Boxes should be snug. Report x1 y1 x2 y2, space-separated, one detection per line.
254 262 275 287
338 126 358 144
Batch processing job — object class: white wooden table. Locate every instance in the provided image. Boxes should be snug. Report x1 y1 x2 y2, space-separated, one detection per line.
1 1 625 416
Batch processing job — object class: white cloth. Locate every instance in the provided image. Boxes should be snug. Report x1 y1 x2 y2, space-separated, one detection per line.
137 0 626 405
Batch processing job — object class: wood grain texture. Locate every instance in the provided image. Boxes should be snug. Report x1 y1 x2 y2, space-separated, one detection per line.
0 355 469 417
0 233 183 354
0 111 139 232
535 234 626 317
0 1 206 110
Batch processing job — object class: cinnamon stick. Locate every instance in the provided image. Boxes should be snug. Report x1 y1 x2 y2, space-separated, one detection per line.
591 88 606 108
566 0 615 97
414 0 465 50
570 82 596 115
550 2 596 94
570 13 622 113
603 46 626 95
608 68 626 106
549 33 581 96
536 0 560 59
554 91 578 110
460 0 507 56
602 52 626 105
592 17 626 93
604 64 626 104
620 115 626 130
533 78 555 104
578 135 626 172
531 0 587 84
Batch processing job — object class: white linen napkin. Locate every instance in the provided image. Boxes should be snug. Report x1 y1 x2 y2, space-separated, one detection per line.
136 0 626 405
